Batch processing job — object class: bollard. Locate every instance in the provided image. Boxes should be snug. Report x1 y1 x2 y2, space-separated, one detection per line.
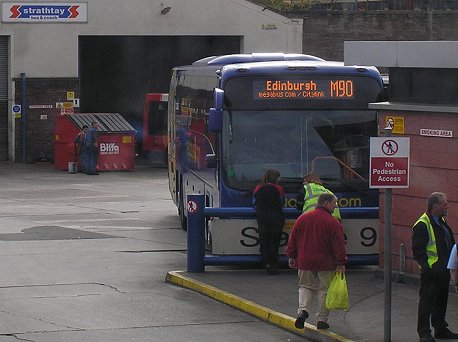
186 194 205 272
399 242 406 273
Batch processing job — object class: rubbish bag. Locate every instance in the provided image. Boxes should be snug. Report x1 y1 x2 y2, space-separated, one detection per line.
325 270 349 311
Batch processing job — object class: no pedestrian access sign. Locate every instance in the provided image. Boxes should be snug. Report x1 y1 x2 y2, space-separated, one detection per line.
369 137 410 188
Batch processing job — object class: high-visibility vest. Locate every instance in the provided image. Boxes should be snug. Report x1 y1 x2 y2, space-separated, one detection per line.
302 183 341 220
413 213 439 268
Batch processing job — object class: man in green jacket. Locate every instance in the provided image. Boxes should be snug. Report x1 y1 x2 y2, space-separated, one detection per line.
296 173 341 221
412 192 458 342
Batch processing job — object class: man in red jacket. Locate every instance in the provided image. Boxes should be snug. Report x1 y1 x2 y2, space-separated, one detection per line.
286 193 347 330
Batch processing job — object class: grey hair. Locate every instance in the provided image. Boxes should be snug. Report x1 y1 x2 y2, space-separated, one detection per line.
317 193 336 206
427 192 446 211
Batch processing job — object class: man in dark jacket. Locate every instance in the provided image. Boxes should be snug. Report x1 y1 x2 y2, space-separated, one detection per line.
74 125 89 173
286 193 347 330
253 169 285 275
84 120 100 175
412 192 458 342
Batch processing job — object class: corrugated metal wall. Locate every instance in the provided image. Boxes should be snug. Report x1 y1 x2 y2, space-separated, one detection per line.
0 37 8 161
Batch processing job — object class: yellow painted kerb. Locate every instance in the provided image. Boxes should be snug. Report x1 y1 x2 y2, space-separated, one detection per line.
166 271 353 342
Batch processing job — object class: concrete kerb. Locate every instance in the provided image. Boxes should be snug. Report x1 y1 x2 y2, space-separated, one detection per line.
165 271 353 342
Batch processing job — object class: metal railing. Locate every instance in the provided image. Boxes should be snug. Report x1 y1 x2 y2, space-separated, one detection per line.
186 194 379 272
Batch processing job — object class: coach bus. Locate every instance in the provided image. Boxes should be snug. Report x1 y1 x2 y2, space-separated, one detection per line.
167 53 385 263
142 93 168 163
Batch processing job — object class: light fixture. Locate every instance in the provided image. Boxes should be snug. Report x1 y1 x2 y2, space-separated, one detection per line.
161 6 171 15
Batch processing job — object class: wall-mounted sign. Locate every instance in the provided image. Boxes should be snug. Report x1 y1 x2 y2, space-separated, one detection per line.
29 104 53 109
262 24 277 30
2 3 88 23
420 128 453 138
56 102 73 109
12 104 21 118
385 115 405 134
60 108 74 114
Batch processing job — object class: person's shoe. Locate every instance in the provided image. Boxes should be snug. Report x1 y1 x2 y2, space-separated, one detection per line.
294 310 309 329
317 321 330 330
419 335 435 342
434 328 458 339
266 266 279 275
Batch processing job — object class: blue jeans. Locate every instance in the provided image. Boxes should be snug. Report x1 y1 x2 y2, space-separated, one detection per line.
85 146 98 174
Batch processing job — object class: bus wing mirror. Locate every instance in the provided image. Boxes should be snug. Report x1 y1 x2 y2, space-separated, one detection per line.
206 153 217 168
209 108 223 132
209 88 224 132
214 88 224 109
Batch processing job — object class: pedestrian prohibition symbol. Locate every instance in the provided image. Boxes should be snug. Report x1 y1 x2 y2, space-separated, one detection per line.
187 200 198 214
381 140 398 155
369 137 410 188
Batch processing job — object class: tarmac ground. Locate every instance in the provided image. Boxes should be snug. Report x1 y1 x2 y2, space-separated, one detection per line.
166 265 458 342
2 160 458 342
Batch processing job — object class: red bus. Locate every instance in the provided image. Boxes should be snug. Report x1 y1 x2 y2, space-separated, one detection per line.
142 93 168 163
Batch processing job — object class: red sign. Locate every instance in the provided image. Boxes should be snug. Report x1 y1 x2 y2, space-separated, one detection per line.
60 108 74 114
370 137 410 188
370 157 409 187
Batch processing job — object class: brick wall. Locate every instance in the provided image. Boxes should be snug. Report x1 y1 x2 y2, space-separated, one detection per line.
378 111 458 273
14 78 79 163
301 11 458 61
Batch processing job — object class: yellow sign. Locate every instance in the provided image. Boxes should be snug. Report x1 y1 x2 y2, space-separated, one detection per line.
122 136 132 144
386 115 405 134
56 102 74 109
67 92 75 100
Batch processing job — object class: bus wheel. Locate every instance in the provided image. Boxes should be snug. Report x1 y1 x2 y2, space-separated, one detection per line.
178 189 187 231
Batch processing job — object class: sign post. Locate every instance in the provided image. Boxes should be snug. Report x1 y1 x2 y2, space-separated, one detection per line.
370 128 410 342
369 137 410 188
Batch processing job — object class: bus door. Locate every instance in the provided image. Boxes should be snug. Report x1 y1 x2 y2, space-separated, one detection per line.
143 93 169 163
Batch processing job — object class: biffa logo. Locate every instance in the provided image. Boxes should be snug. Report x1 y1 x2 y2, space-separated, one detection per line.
100 143 120 155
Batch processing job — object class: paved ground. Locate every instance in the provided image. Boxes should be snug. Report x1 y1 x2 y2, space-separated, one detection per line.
0 161 306 342
166 265 458 342
3 161 458 342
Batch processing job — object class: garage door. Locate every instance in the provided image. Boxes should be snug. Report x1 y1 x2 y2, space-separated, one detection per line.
0 37 7 161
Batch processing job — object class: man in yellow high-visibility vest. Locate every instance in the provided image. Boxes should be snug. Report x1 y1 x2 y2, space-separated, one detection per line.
412 192 458 342
296 173 341 221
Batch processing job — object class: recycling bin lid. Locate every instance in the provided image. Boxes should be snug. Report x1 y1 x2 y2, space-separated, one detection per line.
66 113 136 133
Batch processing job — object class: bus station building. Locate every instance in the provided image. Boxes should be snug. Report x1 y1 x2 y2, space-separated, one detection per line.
0 0 302 162
345 41 458 274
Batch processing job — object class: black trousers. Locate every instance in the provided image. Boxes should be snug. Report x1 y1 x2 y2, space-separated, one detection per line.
417 269 450 337
257 218 284 268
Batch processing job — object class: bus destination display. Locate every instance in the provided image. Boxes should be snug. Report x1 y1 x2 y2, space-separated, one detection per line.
253 79 354 100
